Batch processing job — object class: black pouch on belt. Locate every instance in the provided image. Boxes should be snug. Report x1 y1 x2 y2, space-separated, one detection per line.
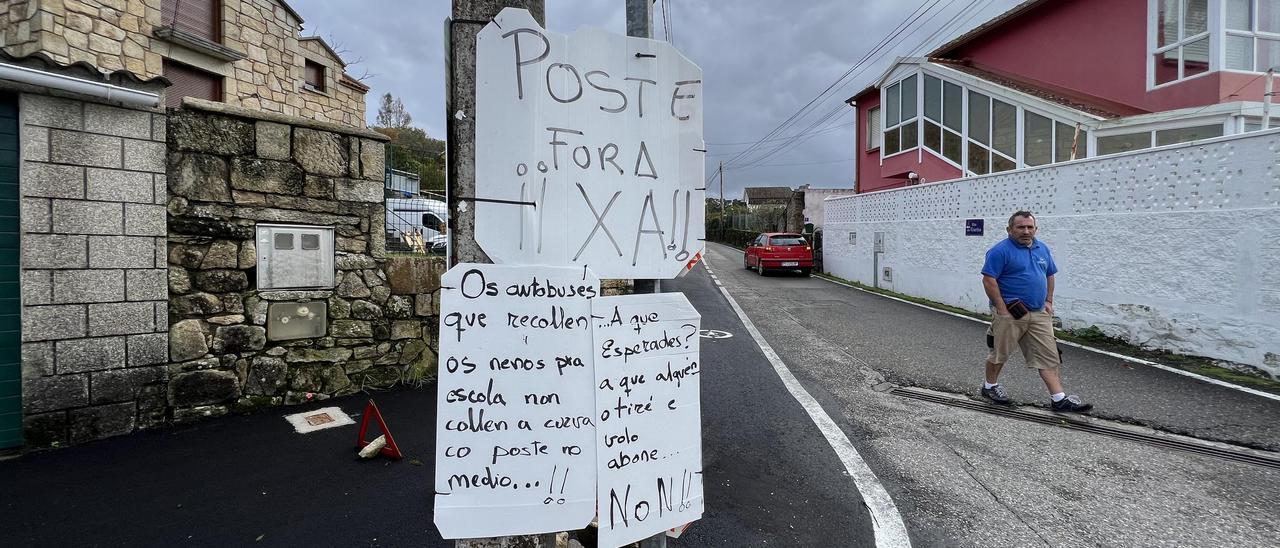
1006 299 1029 319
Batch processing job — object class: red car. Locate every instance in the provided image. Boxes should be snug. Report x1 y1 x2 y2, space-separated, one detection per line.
744 232 814 276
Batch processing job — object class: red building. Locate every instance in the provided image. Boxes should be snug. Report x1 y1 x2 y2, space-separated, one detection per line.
851 0 1276 193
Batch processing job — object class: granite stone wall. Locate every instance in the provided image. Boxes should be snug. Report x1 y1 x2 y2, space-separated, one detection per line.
164 101 439 422
19 93 170 447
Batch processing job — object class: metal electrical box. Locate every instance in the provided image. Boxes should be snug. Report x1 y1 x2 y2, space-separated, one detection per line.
873 232 886 253
256 224 335 289
267 302 328 341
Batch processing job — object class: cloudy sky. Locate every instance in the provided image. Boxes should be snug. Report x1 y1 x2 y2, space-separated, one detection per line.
290 0 1021 197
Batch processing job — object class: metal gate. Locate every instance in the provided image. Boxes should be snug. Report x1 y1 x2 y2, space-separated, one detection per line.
0 93 20 449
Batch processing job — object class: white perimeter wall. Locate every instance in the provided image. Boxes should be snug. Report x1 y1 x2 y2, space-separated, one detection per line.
824 130 1280 376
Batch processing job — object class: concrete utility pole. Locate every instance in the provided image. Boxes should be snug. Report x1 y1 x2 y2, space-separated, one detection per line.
625 7 670 548
628 0 661 296
448 0 546 266
447 5 559 548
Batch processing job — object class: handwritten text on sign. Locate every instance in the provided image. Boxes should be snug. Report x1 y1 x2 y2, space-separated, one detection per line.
475 8 705 279
433 264 599 539
593 293 704 547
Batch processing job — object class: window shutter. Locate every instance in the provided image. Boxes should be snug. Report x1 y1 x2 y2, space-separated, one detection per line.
163 61 223 108
162 0 221 42
867 107 881 150
305 61 325 90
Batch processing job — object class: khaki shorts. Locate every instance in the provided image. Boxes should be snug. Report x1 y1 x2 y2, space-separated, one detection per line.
987 309 1060 370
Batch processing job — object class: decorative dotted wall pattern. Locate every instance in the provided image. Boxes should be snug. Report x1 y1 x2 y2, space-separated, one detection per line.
824 132 1280 373
837 132 1280 222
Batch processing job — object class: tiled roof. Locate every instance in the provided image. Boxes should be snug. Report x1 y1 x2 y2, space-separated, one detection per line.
340 73 369 92
299 37 345 67
931 59 1147 119
0 49 170 88
928 0 1051 58
744 186 793 202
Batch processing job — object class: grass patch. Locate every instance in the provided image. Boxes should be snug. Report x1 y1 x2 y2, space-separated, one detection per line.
816 273 1280 394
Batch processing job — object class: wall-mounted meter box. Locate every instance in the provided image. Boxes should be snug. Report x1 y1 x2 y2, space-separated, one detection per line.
267 302 328 341
256 224 335 289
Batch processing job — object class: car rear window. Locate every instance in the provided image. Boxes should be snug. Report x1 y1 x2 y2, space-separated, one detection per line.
770 235 806 246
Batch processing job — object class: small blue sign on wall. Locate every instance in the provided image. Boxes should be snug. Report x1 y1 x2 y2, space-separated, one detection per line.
965 219 984 236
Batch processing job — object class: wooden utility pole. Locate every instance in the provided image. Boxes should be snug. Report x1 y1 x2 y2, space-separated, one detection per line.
447 3 558 547
719 161 725 241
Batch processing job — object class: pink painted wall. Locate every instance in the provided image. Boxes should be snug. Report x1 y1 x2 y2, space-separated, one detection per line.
945 0 1265 112
854 91 880 193
854 89 963 193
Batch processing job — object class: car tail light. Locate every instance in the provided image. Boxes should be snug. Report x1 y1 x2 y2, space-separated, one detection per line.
806 246 812 251
764 247 772 252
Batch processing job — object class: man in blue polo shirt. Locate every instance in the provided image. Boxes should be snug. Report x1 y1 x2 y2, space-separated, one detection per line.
979 211 1092 412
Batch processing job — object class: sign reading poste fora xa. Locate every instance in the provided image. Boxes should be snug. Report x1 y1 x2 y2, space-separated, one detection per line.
475 7 705 279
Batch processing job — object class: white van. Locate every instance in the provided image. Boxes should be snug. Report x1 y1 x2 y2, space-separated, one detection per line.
386 197 448 251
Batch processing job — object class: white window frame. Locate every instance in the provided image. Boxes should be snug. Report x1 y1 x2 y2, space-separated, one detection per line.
880 74 920 160
1222 0 1280 72
1094 115 1231 155
963 90 1020 176
1149 0 1219 89
921 73 965 170
916 66 1095 174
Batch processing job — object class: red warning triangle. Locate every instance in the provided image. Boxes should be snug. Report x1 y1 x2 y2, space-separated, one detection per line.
356 399 403 460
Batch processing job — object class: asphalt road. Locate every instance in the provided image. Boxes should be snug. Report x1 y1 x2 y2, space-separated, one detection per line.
662 260 874 547
703 242 1280 546
0 261 876 547
710 244 1280 451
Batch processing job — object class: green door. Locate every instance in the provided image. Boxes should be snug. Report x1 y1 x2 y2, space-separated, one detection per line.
0 93 20 449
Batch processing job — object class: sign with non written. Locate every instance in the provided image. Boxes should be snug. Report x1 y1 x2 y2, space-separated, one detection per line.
434 264 600 538
475 8 706 279
592 293 704 547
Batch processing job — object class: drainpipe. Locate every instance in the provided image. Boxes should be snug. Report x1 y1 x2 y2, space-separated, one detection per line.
0 61 160 108
1264 68 1274 131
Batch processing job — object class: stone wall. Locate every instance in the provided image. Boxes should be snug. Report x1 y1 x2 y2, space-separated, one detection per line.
297 37 366 128
164 100 437 422
19 93 170 447
0 0 163 78
824 129 1280 376
0 1 42 58
212 0 304 117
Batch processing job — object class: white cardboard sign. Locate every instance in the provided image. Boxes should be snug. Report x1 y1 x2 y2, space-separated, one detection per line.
475 8 705 279
434 264 600 538
592 293 704 547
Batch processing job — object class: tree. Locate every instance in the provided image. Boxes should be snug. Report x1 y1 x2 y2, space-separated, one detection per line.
374 126 445 192
375 93 413 128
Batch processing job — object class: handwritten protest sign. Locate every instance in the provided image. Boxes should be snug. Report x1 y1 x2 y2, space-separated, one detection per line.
434 264 599 538
475 8 705 279
592 293 704 547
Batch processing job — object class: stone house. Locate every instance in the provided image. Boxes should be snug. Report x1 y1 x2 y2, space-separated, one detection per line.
0 0 366 126
0 0 436 453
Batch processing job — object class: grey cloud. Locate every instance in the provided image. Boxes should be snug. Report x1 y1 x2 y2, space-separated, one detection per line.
290 0 1021 197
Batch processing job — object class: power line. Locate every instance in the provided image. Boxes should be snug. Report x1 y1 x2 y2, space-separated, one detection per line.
727 157 856 169
733 0 980 170
705 122 855 146
719 0 946 169
724 0 982 170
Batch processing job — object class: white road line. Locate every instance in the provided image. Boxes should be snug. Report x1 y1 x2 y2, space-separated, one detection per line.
704 264 913 548
814 262 1280 403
